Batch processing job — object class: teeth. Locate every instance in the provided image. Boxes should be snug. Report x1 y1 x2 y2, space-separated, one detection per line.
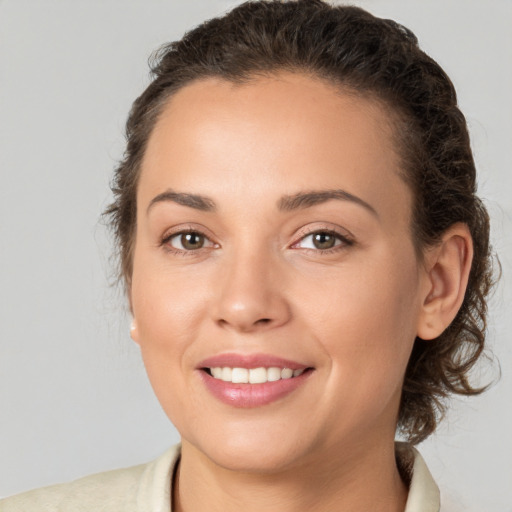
249 367 267 384
211 367 223 379
231 368 249 383
281 368 293 379
267 368 281 382
208 366 306 384
221 367 232 382
267 367 281 382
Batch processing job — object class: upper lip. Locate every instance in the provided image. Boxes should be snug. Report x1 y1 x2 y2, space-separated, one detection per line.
197 353 310 371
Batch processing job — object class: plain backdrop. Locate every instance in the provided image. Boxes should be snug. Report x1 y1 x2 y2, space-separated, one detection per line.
1 0 511 509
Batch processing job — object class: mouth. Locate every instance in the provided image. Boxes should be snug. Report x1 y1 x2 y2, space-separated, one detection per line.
197 354 314 408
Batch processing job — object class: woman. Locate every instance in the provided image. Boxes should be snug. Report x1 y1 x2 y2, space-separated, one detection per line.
1 1 497 510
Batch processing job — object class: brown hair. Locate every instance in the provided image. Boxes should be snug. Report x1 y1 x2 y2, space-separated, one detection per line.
105 0 496 443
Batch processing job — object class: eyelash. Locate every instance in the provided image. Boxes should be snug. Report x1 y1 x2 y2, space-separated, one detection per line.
160 227 354 256
292 229 354 254
160 228 217 256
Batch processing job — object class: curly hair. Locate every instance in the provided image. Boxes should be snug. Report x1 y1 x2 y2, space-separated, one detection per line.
105 0 495 443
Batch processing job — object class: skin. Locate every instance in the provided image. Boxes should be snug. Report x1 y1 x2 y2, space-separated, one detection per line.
130 72 472 512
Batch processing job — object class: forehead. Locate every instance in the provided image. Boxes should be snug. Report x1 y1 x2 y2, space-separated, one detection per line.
139 72 412 226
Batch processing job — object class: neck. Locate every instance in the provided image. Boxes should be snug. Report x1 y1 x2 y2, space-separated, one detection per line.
173 437 408 512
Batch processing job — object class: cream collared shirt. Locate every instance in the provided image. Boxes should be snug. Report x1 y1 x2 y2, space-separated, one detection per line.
0 443 440 512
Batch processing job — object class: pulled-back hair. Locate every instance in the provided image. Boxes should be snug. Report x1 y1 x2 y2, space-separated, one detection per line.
105 0 495 443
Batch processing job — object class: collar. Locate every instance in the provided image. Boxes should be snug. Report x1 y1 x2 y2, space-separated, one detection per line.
396 442 440 512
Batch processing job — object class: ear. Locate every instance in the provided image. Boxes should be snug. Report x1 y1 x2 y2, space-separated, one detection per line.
417 223 473 340
130 318 140 345
127 282 140 345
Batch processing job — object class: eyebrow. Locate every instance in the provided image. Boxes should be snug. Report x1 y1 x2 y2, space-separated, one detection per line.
147 190 217 213
277 189 378 217
147 188 378 217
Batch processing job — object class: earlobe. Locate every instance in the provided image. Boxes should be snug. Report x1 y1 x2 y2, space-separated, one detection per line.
417 223 473 340
130 319 140 345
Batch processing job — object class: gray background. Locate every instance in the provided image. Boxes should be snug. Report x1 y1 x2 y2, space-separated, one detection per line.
1 0 511 509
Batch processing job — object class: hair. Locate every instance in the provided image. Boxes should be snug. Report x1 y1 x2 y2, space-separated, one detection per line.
104 0 496 444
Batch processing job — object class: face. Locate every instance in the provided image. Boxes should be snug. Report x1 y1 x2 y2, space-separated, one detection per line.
130 72 429 473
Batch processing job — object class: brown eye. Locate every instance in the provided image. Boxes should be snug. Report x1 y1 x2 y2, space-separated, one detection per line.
181 232 204 250
168 231 213 251
294 230 351 252
312 232 336 250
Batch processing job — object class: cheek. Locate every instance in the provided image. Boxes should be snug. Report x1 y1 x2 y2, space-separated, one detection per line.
132 274 205 353
129 244 210 395
130 263 209 427
302 250 421 393
131 233 213 332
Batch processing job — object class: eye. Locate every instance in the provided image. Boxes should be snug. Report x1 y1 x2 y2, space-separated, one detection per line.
165 230 216 251
293 230 352 251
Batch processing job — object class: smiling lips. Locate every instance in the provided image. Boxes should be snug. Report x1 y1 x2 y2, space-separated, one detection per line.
197 354 313 408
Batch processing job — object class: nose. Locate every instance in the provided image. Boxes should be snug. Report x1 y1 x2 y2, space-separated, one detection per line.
212 248 291 333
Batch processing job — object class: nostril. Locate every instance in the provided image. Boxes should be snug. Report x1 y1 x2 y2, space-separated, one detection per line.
257 318 271 325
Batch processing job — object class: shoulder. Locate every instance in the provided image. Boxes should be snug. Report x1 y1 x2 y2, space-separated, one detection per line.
0 445 180 512
0 464 146 512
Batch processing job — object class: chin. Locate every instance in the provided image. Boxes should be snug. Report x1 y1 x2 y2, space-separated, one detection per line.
185 424 312 474
209 444 304 474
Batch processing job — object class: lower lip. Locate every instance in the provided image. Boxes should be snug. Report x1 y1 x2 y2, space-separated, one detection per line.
198 370 312 408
